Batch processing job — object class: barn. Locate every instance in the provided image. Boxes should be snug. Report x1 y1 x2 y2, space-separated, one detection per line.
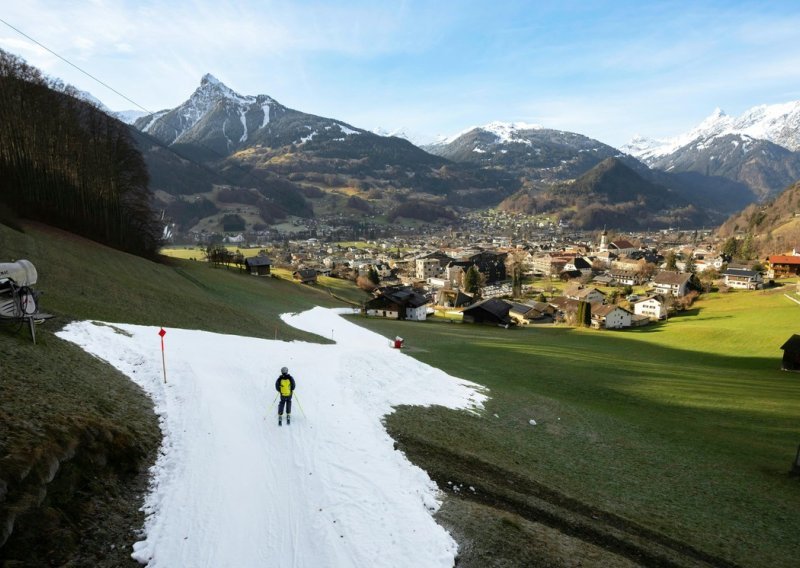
244 256 272 276
462 298 512 327
780 334 800 371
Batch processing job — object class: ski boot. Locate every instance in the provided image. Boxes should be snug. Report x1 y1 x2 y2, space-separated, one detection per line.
278 415 282 426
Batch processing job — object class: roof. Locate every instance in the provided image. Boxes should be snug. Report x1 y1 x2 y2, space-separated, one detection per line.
633 295 663 304
572 257 592 269
245 256 272 267
610 239 636 250
769 255 800 265
654 271 691 286
573 287 605 300
463 298 512 319
780 334 800 352
723 268 760 278
294 269 318 279
592 304 630 318
548 297 580 312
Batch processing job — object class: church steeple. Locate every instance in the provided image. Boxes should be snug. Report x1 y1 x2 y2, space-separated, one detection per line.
599 227 608 252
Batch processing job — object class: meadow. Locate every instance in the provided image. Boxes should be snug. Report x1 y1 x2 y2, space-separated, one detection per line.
354 285 800 567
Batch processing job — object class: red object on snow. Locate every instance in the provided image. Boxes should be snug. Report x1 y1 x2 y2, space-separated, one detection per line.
393 337 404 349
159 328 167 338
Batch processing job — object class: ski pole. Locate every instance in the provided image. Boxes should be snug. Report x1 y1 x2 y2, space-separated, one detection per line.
268 392 279 411
293 393 307 419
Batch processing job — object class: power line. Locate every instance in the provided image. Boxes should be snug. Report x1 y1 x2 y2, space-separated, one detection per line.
0 17 153 115
0 17 307 219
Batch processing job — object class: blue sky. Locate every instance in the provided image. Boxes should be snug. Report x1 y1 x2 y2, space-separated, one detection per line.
3 1 800 147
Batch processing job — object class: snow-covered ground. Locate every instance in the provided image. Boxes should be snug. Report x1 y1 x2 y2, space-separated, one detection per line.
57 307 486 567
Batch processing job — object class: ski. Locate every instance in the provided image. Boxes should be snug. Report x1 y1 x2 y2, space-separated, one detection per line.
287 415 291 425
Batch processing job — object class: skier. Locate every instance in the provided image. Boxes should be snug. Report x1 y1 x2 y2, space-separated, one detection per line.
275 366 296 426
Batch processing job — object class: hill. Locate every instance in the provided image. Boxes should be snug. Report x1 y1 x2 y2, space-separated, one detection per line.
717 180 800 256
498 157 710 229
0 221 357 566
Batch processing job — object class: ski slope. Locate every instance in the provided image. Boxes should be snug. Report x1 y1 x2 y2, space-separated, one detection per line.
57 307 486 567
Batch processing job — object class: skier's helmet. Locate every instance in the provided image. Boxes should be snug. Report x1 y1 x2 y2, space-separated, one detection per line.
281 366 288 374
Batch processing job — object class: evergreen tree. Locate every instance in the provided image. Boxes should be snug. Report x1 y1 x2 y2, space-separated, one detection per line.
665 251 678 271
684 254 696 274
464 265 481 296
367 267 380 286
721 237 739 258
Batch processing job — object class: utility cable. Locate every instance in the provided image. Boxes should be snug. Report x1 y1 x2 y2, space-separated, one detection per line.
0 18 311 222
0 17 153 115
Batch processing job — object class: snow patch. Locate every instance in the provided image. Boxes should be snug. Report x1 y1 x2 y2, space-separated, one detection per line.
336 123 359 136
56 308 486 568
239 109 248 142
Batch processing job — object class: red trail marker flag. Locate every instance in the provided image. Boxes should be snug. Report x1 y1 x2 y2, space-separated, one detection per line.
159 327 167 383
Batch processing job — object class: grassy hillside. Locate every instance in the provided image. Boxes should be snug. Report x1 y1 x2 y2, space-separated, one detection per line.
0 221 353 566
353 287 800 567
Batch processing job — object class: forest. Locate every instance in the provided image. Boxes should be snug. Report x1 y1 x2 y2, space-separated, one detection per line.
0 49 161 258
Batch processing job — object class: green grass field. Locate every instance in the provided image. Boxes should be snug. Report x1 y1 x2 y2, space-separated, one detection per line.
352 286 800 567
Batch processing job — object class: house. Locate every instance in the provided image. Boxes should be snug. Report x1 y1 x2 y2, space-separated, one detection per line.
564 256 593 276
592 273 614 286
293 269 318 284
632 295 667 320
780 334 800 371
722 268 763 290
531 253 570 278
451 251 508 283
767 254 800 278
609 269 645 286
548 297 581 323
365 286 429 321
591 304 633 329
415 258 443 280
244 255 272 276
652 271 692 297
507 301 555 325
415 251 455 280
436 289 474 308
559 268 583 281
593 250 617 267
565 286 606 304
462 298 513 326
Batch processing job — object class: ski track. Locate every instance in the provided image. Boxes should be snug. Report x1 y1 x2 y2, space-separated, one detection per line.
57 307 486 568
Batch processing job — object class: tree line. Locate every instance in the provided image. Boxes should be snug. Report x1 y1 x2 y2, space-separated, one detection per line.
0 49 162 257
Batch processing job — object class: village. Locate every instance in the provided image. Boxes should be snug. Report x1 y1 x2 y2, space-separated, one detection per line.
185 212 800 332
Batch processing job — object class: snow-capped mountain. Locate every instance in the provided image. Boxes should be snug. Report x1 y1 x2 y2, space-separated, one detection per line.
131 74 516 216
623 102 800 200
134 73 298 155
431 121 544 146
625 102 800 161
425 121 640 183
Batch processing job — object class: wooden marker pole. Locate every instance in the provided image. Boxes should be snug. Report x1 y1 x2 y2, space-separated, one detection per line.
159 327 167 383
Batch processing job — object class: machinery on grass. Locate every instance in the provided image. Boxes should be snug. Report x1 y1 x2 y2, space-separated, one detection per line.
0 260 50 342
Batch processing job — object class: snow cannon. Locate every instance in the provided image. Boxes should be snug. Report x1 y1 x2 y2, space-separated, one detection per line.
0 260 38 286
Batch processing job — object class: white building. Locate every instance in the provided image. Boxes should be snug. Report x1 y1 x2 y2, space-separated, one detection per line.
591 304 633 329
632 296 667 320
415 258 442 280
